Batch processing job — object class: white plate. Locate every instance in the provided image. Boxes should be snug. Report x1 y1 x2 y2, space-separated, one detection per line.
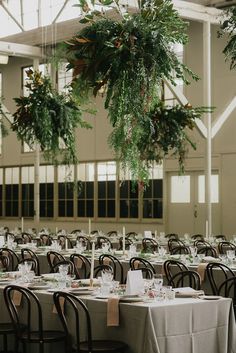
68 288 93 295
120 296 143 303
199 295 222 300
41 273 57 280
95 295 109 299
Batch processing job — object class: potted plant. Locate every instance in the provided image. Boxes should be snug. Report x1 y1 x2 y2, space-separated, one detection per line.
64 0 207 184
12 69 91 165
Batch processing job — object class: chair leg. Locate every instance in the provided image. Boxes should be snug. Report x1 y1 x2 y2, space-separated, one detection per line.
3 334 8 352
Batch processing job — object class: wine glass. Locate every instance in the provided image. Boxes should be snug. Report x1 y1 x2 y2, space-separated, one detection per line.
153 274 163 290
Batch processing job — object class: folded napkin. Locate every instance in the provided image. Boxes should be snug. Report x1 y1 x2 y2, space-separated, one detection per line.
52 297 65 314
202 256 219 263
107 297 120 327
174 288 204 298
197 263 208 283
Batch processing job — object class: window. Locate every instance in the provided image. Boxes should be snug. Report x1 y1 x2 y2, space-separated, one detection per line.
77 163 95 218
40 165 54 217
171 175 190 203
198 175 219 203
119 169 139 218
143 163 163 218
5 167 19 217
58 165 74 217
97 162 116 218
21 166 34 217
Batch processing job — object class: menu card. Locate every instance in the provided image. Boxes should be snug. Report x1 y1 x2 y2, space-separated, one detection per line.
125 270 144 295
144 231 152 238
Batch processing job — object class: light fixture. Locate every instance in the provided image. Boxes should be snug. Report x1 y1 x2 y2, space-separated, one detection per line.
0 54 9 64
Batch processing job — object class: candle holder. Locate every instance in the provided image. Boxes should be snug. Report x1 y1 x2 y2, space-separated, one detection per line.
90 237 96 288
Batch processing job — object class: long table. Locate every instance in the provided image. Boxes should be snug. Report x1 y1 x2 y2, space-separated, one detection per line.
0 284 235 353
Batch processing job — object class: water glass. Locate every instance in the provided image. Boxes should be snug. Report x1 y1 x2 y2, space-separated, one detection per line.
189 246 197 258
102 242 110 253
101 268 113 283
153 274 163 290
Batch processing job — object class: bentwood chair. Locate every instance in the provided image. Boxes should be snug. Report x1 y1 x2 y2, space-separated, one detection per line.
167 239 185 253
99 254 124 284
170 245 190 255
142 238 158 253
53 291 128 353
163 259 188 287
0 248 19 271
21 232 33 244
106 231 118 237
58 235 73 249
0 254 10 272
96 237 113 250
218 241 236 255
171 270 201 290
4 285 67 353
218 277 236 314
70 254 91 279
214 235 227 241
131 267 154 279
21 248 40 275
118 237 133 250
191 234 204 241
47 251 66 273
129 257 156 274
206 262 235 295
165 233 179 240
51 260 75 276
76 235 91 250
40 234 53 246
197 246 218 258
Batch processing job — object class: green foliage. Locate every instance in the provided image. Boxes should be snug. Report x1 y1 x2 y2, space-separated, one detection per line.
12 69 91 165
218 6 236 69
66 0 204 184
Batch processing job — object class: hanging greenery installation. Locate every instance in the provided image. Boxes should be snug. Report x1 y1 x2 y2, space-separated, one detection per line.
12 69 91 165
65 0 207 184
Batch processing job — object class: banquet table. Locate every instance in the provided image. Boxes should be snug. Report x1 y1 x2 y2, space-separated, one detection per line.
0 283 235 353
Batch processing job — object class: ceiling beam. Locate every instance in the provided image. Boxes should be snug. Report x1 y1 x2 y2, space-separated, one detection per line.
52 0 70 24
0 40 42 58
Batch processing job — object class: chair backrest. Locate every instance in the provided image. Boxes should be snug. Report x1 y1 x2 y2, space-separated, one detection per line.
47 251 66 272
131 267 154 279
194 239 211 248
0 248 19 271
51 260 75 275
96 236 113 250
129 257 156 274
99 254 124 284
4 285 44 340
0 254 10 271
76 236 91 250
70 254 91 279
53 291 92 352
163 259 188 286
22 232 33 244
118 237 133 250
93 264 114 278
106 231 117 237
168 239 185 253
218 277 236 313
214 235 227 241
206 262 235 295
171 245 190 255
165 233 179 240
57 235 72 249
197 246 218 257
21 248 40 275
171 270 201 290
191 234 204 241
40 234 53 246
125 232 138 240
16 258 39 275
218 241 236 255
71 229 81 234
142 238 158 253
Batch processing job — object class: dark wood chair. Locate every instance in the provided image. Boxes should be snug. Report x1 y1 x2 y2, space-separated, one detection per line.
142 238 158 253
40 234 53 246
165 233 179 240
163 259 188 287
47 251 66 273
99 254 124 284
168 239 185 253
218 277 236 314
170 245 190 255
171 270 201 290
4 285 67 353
76 235 91 250
214 234 227 241
106 231 118 237
58 235 73 249
0 254 10 272
71 229 81 234
131 267 154 279
197 246 218 258
218 241 236 255
50 260 75 276
125 232 138 241
21 232 33 244
53 291 128 353
21 248 40 275
93 264 114 278
191 234 204 241
206 262 235 295
70 254 91 279
118 237 133 250
0 248 20 271
129 257 156 274
96 236 113 250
